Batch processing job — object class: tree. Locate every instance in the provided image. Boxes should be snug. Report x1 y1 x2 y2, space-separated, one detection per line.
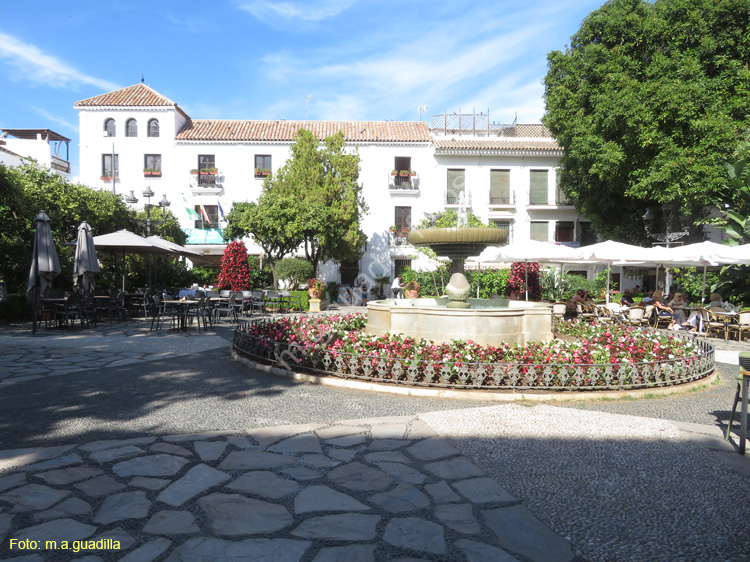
0 162 133 293
543 0 750 242
263 129 368 274
275 258 314 290
216 241 251 291
223 193 304 288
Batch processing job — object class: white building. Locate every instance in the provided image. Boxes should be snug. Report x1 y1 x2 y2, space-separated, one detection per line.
0 129 72 176
76 84 593 283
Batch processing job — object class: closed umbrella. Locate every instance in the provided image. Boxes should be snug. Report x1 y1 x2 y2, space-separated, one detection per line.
73 221 100 293
26 210 61 334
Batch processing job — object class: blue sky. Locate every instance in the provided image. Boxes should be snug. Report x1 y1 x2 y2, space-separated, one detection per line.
0 0 604 175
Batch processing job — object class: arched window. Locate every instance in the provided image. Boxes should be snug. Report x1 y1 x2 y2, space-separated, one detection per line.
104 118 115 137
126 118 137 137
148 118 160 138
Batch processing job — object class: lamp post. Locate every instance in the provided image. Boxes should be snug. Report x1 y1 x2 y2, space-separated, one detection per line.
642 203 690 295
141 187 170 288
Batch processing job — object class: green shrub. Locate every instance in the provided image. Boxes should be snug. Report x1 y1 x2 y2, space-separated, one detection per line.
276 258 314 290
0 294 27 322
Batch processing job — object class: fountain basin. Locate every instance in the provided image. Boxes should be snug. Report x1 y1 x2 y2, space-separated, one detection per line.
366 298 553 346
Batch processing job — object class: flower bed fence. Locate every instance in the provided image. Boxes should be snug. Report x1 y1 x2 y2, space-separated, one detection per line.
232 315 715 391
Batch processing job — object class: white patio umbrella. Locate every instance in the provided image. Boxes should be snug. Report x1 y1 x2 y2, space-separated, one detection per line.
575 241 650 303
73 222 100 292
26 211 61 334
491 240 582 300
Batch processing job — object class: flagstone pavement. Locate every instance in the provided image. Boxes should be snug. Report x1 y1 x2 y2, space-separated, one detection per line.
0 313 748 561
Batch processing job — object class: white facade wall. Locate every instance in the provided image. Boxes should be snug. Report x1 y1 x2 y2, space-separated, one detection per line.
77 102 595 284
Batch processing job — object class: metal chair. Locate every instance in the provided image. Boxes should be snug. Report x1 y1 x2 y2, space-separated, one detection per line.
623 306 647 327
250 291 265 315
285 291 303 313
577 302 596 322
727 311 750 341
264 291 282 314
54 294 83 328
703 308 730 340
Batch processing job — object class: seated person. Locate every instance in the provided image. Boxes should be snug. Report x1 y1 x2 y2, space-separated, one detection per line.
668 292 688 325
568 289 585 312
684 292 723 331
620 289 635 307
640 291 655 305
652 290 676 329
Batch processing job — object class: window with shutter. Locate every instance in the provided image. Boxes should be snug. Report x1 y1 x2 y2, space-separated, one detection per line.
529 170 548 205
447 169 465 204
490 170 510 204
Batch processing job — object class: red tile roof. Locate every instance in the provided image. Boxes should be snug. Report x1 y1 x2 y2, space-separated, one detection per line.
176 120 431 143
75 84 190 118
433 138 561 153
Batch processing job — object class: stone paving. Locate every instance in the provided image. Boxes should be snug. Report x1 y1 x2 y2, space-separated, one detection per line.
0 415 574 562
0 320 228 385
1 313 747 561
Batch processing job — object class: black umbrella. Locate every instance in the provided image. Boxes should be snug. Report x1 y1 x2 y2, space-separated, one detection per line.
26 211 61 334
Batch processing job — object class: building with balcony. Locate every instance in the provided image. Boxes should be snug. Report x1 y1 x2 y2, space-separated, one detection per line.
75 84 592 283
0 129 72 176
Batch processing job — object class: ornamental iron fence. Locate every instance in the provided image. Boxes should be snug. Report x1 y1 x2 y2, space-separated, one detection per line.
233 317 715 391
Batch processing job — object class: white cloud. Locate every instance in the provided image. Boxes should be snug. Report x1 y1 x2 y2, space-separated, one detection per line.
234 0 357 22
0 32 119 91
31 106 78 133
257 14 555 122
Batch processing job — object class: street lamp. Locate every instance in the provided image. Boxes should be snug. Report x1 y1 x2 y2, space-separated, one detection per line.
141 187 170 288
642 202 690 295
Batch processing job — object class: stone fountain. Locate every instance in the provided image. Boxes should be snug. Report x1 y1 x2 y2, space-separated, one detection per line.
366 204 553 346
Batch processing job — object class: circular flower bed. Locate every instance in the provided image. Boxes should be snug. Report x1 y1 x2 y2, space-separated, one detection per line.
233 313 714 390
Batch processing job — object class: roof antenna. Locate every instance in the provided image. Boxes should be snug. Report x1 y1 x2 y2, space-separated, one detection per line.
418 105 426 121
141 75 145 84
305 94 313 120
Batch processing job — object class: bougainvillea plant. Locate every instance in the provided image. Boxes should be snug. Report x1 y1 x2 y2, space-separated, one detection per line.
216 240 251 291
508 262 542 300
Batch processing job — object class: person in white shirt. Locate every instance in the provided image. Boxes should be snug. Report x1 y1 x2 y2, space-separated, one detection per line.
391 276 403 299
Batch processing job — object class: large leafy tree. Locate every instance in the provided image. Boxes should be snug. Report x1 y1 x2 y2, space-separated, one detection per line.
543 0 750 242
223 193 305 288
264 129 368 273
0 162 133 293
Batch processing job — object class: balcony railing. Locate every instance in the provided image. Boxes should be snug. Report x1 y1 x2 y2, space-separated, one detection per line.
388 173 418 191
51 156 70 174
189 170 222 190
529 188 549 205
390 230 411 246
489 192 514 206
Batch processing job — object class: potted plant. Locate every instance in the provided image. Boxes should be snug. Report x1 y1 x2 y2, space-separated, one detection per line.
391 169 398 176
388 225 397 233
190 169 199 175
254 167 262 176
410 170 417 176
308 278 324 299
262 169 271 176
400 170 410 177
404 280 420 299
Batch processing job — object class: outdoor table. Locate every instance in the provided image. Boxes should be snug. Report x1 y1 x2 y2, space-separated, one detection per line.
161 300 200 331
726 368 750 455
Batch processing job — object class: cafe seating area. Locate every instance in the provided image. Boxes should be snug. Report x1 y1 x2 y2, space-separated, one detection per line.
562 299 750 341
33 287 313 335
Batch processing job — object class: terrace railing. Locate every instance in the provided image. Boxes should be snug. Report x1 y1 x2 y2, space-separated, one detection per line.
233 318 715 391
